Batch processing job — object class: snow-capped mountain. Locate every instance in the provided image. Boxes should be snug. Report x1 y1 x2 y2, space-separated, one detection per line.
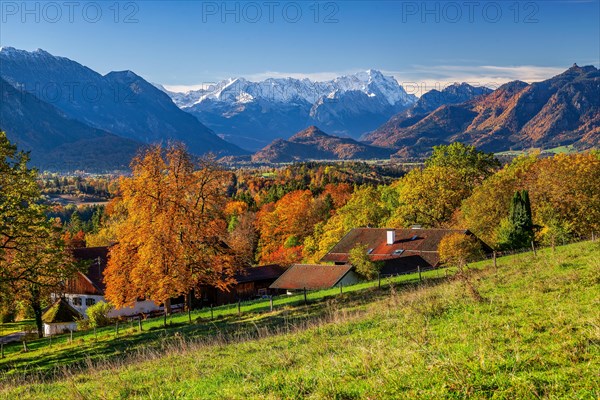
169 70 413 108
163 70 417 150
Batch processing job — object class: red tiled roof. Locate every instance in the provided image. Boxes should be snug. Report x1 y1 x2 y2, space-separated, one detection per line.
72 247 109 293
321 228 490 275
269 264 354 290
235 264 287 283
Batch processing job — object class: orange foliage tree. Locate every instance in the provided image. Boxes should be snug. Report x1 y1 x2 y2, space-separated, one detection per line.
256 190 321 264
103 144 240 318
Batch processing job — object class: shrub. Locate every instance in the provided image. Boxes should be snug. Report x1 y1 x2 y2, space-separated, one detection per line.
86 301 114 328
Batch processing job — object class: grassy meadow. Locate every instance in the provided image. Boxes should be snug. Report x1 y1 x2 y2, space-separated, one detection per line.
1 241 599 399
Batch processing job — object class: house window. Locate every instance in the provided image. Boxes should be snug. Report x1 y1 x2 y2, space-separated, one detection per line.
86 298 96 306
393 249 404 255
72 297 82 306
367 248 374 254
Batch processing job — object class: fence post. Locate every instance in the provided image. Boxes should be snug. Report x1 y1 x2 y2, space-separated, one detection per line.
304 287 307 305
138 318 142 332
493 251 497 270
70 329 73 343
22 340 27 352
210 304 214 320
418 266 422 282
115 321 119 336
531 241 537 257
269 296 273 312
340 283 343 295
1 343 3 358
49 334 52 347
378 272 381 288
188 308 192 325
237 299 241 315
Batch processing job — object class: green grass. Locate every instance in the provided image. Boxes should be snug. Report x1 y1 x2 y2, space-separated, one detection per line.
0 320 35 336
0 268 436 377
2 241 599 399
495 145 578 157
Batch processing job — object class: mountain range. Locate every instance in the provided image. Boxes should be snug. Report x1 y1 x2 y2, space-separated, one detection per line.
0 46 597 170
162 70 417 150
252 126 394 163
0 47 245 170
364 64 599 157
0 76 140 170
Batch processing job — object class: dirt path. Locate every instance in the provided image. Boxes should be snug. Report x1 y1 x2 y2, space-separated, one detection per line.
0 332 27 345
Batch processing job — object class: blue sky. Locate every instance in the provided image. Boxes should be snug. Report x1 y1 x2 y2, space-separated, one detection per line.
1 0 599 93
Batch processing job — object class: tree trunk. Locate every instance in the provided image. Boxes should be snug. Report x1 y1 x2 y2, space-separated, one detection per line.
30 285 44 338
186 291 193 312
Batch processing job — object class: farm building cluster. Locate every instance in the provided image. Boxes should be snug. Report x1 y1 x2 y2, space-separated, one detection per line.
43 227 490 335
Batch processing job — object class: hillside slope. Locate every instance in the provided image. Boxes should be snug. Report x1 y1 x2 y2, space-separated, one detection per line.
3 241 598 399
368 65 600 157
0 77 140 171
252 126 394 162
363 82 492 143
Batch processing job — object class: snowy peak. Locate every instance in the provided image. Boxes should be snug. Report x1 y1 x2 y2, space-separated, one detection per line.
165 70 416 109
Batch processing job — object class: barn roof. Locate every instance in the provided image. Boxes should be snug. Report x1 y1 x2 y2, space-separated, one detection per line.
269 264 354 290
42 298 82 324
72 246 109 293
321 228 491 274
235 264 287 283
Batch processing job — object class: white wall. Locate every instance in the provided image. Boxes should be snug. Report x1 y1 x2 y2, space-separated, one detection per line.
44 322 77 336
55 293 161 319
107 300 161 318
336 271 360 287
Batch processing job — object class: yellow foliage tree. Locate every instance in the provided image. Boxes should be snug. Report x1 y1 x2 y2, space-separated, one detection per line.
459 154 538 246
438 233 484 269
104 144 239 319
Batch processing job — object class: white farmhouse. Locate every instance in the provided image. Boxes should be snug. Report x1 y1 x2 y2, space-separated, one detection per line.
55 247 160 319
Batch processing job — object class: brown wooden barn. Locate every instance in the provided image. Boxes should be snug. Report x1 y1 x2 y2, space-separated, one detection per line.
194 264 287 306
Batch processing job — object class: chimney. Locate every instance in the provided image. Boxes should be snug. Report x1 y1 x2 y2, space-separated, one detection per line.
386 229 395 245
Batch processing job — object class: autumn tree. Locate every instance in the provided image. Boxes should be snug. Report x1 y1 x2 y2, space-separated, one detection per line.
303 185 388 263
387 143 500 228
103 144 240 323
226 201 258 264
526 153 600 239
459 154 538 247
0 131 76 337
426 142 500 177
85 197 126 247
256 190 321 264
348 244 382 280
